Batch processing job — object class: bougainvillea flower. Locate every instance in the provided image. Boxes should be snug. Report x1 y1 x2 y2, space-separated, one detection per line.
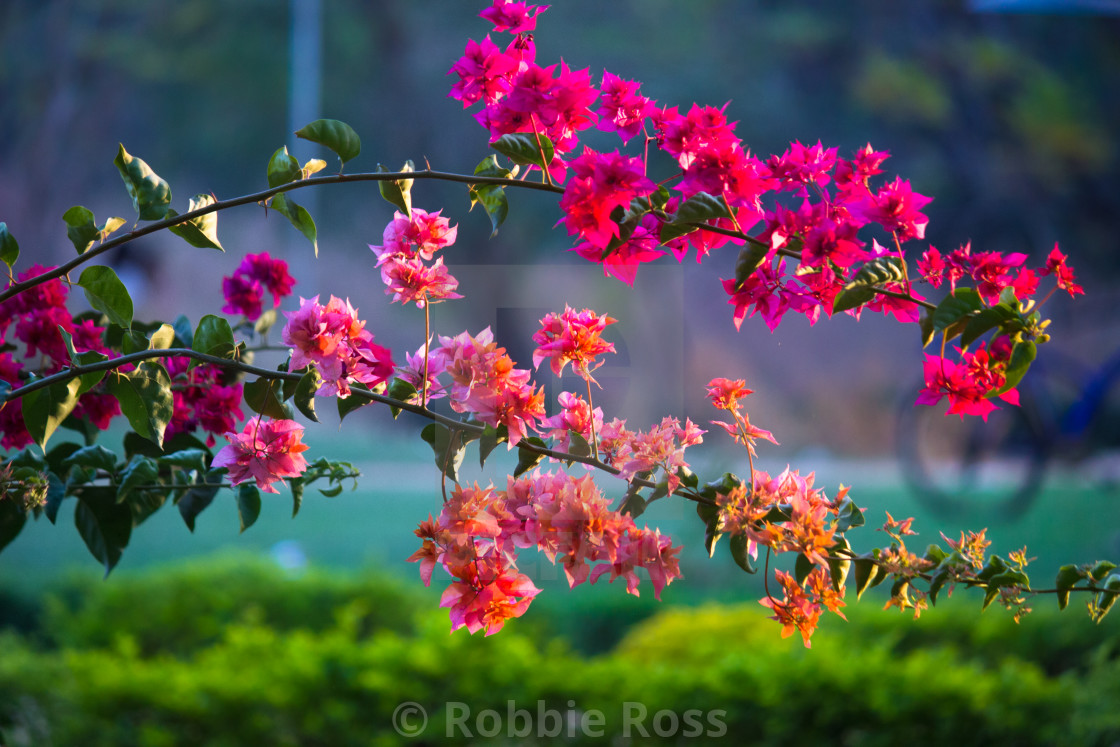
1040 243 1084 297
212 418 310 494
479 0 549 34
532 305 616 381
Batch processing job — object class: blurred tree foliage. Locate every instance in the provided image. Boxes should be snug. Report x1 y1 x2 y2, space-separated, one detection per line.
1 0 1116 273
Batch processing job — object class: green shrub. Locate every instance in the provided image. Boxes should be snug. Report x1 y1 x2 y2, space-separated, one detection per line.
0 558 1116 745
38 554 423 656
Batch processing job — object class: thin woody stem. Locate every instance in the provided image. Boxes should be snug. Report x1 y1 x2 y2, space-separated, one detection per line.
585 375 599 460
0 169 563 305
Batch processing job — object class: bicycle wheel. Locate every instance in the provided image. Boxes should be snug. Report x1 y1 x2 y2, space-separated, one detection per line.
896 390 1051 519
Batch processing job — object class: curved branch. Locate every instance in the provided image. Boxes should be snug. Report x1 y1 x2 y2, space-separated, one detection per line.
0 169 564 304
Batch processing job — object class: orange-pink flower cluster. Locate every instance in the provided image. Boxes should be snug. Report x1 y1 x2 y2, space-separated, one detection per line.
410 470 682 635
281 295 395 399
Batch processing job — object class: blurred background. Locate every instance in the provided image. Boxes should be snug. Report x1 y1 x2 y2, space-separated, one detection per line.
2 1 1120 743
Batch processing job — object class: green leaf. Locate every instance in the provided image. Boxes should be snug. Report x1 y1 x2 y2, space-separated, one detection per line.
176 469 223 532
172 314 194 347
421 423 469 483
63 205 99 254
828 538 852 592
0 222 19 269
270 194 318 256
695 501 722 556
732 244 771 289
337 382 372 421
244 377 291 419
190 314 235 369
831 286 876 314
492 132 555 169
267 145 301 188
62 445 120 474
566 430 592 459
106 362 174 448
319 483 343 498
100 217 127 240
237 483 262 533
158 448 210 472
128 486 168 527
114 143 172 221
0 493 28 552
74 490 132 576
794 553 815 585
919 310 936 348
853 556 883 600
513 436 547 478
78 265 134 330
147 324 176 351
293 368 321 422
377 160 414 216
290 477 304 517
1095 574 1120 622
479 424 507 467
1055 564 1083 611
21 378 82 448
932 288 983 331
469 155 513 237
844 256 905 289
57 327 108 395
961 304 1017 347
117 454 160 504
660 192 732 243
295 118 361 166
1089 560 1117 582
619 483 647 518
167 194 223 251
994 341 1036 395
834 494 865 533
384 377 417 419
44 441 82 474
729 533 756 574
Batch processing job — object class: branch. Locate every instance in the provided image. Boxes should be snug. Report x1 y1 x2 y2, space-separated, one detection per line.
0 169 564 304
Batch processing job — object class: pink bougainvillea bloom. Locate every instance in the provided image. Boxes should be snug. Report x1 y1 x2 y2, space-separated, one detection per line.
596 70 655 144
479 0 549 34
915 350 1018 420
371 208 458 262
532 305 617 381
559 148 655 249
834 143 889 192
572 222 666 286
1040 243 1084 297
238 252 296 306
448 35 518 108
212 418 310 494
539 391 603 454
722 256 795 332
705 377 753 412
281 295 394 398
444 572 541 636
766 140 838 194
969 250 1027 305
759 570 823 648
917 245 946 288
379 255 462 307
860 176 931 242
221 274 264 320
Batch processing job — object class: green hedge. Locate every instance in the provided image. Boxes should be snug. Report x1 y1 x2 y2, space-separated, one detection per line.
0 557 1116 746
